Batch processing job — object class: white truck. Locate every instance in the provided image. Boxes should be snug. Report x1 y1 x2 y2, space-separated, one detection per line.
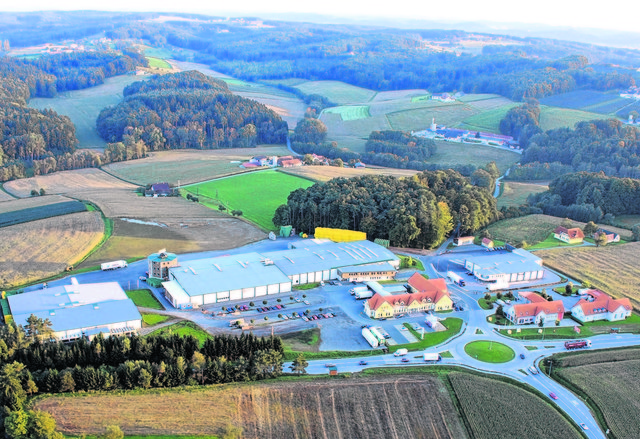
423 353 441 362
101 260 128 271
447 271 466 287
355 289 374 300
350 286 368 295
394 348 408 357
361 327 379 348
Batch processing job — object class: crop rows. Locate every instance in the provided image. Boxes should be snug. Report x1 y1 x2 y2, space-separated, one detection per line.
449 372 581 439
555 347 640 368
540 90 615 110
0 200 86 228
557 359 640 438
585 98 632 115
616 100 640 117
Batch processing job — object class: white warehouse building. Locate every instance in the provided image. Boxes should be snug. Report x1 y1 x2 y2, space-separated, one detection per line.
464 248 545 287
163 240 399 308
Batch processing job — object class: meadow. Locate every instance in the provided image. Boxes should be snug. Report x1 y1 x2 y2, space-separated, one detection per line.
293 80 377 104
553 348 640 439
449 372 581 439
387 103 480 131
36 374 466 439
0 211 104 288
459 104 518 133
28 74 144 149
184 170 314 230
279 165 420 182
497 181 549 208
536 242 640 307
146 321 212 347
539 90 620 110
424 140 520 174
322 105 371 121
538 105 603 131
145 57 172 69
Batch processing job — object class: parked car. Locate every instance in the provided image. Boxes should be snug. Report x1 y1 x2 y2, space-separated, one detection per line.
520 353 525 359
295 298 301 302
257 308 263 313
549 392 558 400
302 316 308 322
304 300 310 305
580 423 588 430
384 334 391 339
139 276 147 282
281 304 286 309
401 358 410 363
358 360 368 365
325 363 335 368
275 305 282 310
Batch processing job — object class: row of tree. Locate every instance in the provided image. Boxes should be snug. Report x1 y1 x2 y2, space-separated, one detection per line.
273 171 498 248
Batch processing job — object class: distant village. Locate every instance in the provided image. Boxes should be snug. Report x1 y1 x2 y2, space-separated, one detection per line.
241 154 366 169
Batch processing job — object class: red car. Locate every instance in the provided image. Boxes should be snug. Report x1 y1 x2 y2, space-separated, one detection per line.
401 358 410 363
549 392 558 400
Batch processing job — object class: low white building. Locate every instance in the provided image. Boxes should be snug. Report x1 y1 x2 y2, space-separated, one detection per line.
570 289 633 323
465 248 544 286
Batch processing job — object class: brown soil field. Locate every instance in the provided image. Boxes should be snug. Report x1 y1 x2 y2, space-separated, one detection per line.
80 217 264 267
0 194 73 213
0 188 16 202
103 146 290 185
0 211 104 288
536 242 640 307
36 375 466 439
3 168 135 197
280 165 420 182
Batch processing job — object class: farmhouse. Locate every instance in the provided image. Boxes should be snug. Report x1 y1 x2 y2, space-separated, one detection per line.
163 240 399 308
364 275 452 319
464 248 545 287
145 182 173 197
504 292 564 325
453 236 475 246
280 158 303 167
570 289 632 323
481 238 494 249
148 250 179 281
594 228 620 243
553 226 584 244
8 279 141 341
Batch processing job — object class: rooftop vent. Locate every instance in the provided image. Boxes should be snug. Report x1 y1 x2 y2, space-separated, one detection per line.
213 263 223 272
189 267 197 275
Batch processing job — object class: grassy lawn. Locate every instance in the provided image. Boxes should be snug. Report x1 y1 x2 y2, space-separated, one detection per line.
184 170 314 230
146 57 172 69
146 321 212 347
528 233 584 250
293 282 320 290
293 80 377 104
553 286 579 296
126 289 164 310
397 254 426 271
282 328 321 354
525 346 539 351
538 105 604 131
141 313 171 326
459 103 518 132
440 350 453 358
499 326 593 340
497 181 548 208
581 313 640 327
464 341 515 363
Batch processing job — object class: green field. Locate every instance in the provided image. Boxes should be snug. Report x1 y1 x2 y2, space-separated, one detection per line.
464 341 515 363
141 313 171 326
425 140 520 174
221 78 252 87
410 94 431 103
293 80 377 104
146 321 212 346
497 181 549 208
29 74 144 149
387 103 480 131
527 233 586 250
146 57 172 69
538 105 602 131
184 170 314 230
126 289 164 310
323 105 370 121
460 104 518 132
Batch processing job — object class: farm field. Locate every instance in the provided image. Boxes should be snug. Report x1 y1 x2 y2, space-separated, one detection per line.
104 146 291 185
538 105 603 131
539 90 620 110
146 57 172 69
449 372 581 439
497 181 549 208
0 194 73 213
424 140 520 174
279 165 420 182
536 242 640 307
36 374 467 439
482 214 633 247
293 80 377 104
372 89 427 101
552 348 640 439
0 211 104 288
29 74 144 149
323 105 370 121
184 170 314 230
614 214 640 229
0 188 15 202
460 94 515 111
387 103 480 131
459 104 518 133
0 200 86 228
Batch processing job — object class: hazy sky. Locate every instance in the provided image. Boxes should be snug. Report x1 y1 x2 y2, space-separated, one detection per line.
4 0 638 33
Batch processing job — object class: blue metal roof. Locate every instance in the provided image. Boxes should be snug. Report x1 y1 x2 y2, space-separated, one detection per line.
337 262 396 274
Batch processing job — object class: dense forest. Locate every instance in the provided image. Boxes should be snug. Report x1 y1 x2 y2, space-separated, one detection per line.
499 99 542 148
97 71 288 149
528 172 640 222
273 171 498 248
509 119 640 180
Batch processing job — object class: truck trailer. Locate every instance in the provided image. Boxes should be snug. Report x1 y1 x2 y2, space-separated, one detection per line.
564 340 591 350
350 286 368 295
423 353 441 362
447 271 466 287
355 290 374 300
361 327 379 348
101 260 128 271
369 327 387 344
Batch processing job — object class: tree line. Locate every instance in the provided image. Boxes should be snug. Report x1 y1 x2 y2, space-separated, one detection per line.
96 71 288 150
273 171 498 248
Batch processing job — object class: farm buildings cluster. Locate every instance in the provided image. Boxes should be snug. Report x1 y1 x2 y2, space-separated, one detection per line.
160 239 400 309
8 279 142 341
413 118 521 150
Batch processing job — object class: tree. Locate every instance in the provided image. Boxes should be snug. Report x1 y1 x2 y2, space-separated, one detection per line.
262 300 268 305
293 117 327 144
583 221 598 236
303 154 314 165
565 282 574 295
561 218 573 229
191 352 206 384
272 204 291 227
332 158 344 168
538 317 545 328
102 425 124 439
470 169 493 189
26 410 63 439
24 314 54 342
39 188 46 196
289 353 309 374
4 409 29 439
231 210 243 216
249 302 255 307
30 190 39 197
496 304 504 317
632 223 640 242
484 293 491 301
595 231 608 247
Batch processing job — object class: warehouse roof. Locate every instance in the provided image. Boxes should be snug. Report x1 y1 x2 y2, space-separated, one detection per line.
263 240 398 276
169 252 292 297
337 262 396 274
466 248 542 277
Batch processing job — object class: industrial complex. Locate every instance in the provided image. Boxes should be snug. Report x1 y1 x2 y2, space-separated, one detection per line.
8 279 142 341
161 240 400 309
461 247 545 289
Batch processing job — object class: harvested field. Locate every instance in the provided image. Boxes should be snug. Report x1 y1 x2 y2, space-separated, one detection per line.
280 165 420 182
449 372 581 439
36 375 467 439
0 188 15 202
497 181 549 208
0 200 86 228
536 242 640 307
554 348 640 439
80 217 264 267
483 214 633 246
0 211 104 288
0 194 73 213
294 80 377 105
104 147 290 185
462 95 515 111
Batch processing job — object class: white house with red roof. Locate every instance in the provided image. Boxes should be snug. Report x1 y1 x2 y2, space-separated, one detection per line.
553 226 584 244
570 289 632 323
481 237 494 248
593 228 620 243
504 292 565 325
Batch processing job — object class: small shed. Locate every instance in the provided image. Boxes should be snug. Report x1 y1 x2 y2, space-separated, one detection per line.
482 238 494 248
454 236 474 246
328 366 338 376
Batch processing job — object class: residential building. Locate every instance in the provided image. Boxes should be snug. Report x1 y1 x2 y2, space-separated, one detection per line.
553 226 584 244
145 182 173 197
481 238 494 248
504 292 565 325
571 289 632 323
280 158 303 167
593 228 620 243
453 236 475 246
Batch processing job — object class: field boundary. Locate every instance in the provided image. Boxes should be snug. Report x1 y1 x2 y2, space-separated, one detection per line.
0 184 18 200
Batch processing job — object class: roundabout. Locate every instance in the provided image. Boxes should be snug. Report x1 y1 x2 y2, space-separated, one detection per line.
464 340 515 363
